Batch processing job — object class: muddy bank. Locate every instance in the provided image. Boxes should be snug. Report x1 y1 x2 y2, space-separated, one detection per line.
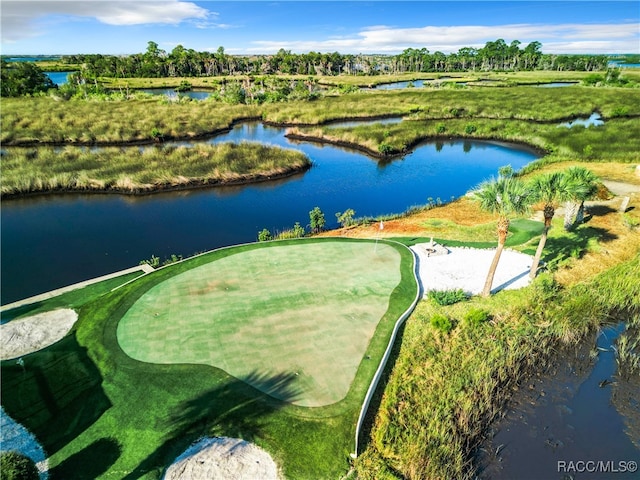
476 322 640 480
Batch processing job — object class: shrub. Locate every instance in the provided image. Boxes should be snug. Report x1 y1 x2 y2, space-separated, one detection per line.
465 123 477 134
378 142 393 155
276 222 306 239
258 228 272 242
430 313 453 333
139 255 160 268
464 308 490 326
427 289 468 306
336 209 356 228
309 206 326 233
436 123 446 134
0 451 39 480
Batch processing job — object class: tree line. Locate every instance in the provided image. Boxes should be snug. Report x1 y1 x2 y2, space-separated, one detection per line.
58 39 608 79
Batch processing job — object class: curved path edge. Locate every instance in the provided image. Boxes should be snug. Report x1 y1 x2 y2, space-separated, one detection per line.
1 264 153 313
352 240 421 457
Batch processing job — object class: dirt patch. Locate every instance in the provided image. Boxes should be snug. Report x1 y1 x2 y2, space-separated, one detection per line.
162 437 280 480
1 309 78 360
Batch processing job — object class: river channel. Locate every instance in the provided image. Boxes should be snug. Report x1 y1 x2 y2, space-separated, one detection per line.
1 120 539 304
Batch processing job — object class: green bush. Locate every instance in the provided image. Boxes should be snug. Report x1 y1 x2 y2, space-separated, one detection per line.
436 123 446 134
378 142 393 155
309 206 326 233
430 313 453 333
464 308 491 326
336 209 356 228
0 451 39 480
258 228 272 242
427 289 468 306
465 123 477 134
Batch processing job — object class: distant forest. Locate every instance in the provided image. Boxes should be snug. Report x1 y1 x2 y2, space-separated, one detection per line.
59 39 609 78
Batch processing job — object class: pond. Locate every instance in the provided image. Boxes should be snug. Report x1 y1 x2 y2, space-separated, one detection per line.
536 82 579 88
558 112 604 128
477 322 639 479
46 71 75 86
374 80 427 90
0 121 539 304
139 88 213 100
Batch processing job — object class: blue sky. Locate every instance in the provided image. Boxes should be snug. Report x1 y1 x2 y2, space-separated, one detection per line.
1 1 639 55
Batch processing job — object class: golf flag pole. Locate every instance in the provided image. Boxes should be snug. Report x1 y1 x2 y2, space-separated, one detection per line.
375 221 384 253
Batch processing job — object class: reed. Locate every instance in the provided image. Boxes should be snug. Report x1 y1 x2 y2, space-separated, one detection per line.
356 254 640 480
3 87 638 146
1 143 310 196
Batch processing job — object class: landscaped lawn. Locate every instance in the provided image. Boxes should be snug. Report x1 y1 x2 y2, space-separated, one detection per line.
1 237 418 479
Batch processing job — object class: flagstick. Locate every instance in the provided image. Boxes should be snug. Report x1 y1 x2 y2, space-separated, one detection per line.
374 221 384 253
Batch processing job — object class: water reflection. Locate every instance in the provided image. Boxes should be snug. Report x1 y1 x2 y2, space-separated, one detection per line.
1 121 539 304
558 112 604 128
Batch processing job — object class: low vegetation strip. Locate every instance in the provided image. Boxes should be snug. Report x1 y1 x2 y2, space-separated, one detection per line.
0 142 311 197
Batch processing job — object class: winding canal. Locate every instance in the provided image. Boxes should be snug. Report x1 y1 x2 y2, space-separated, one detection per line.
1 120 539 304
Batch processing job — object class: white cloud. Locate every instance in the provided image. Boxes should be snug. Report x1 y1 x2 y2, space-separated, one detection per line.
248 22 640 54
1 1 211 42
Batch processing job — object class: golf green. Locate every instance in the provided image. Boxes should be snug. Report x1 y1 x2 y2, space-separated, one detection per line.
117 240 403 407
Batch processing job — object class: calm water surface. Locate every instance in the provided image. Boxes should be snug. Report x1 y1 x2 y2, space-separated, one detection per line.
45 71 75 86
1 122 538 304
479 323 639 479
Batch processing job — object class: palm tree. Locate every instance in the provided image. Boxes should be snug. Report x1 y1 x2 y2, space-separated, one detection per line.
473 175 532 297
563 167 599 230
528 171 567 279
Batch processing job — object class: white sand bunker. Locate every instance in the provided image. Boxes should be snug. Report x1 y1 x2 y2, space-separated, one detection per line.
1 309 78 360
163 437 280 480
411 245 533 295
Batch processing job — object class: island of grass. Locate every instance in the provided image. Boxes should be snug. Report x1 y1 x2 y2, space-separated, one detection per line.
0 142 311 197
0 237 418 479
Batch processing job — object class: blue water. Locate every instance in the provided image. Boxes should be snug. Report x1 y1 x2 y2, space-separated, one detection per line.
375 80 427 90
537 82 579 88
140 88 213 100
558 112 604 128
0 122 538 304
46 71 75 85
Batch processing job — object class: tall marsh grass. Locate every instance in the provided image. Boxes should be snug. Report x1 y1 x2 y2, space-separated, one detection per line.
356 255 640 480
1 143 310 196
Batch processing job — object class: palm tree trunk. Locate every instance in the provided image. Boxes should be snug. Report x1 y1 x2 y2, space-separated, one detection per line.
564 201 580 230
529 226 549 279
482 242 505 297
529 207 554 279
482 218 509 297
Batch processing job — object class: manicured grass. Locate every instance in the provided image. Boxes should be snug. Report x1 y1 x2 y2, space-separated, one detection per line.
1 238 417 479
1 143 310 196
118 241 402 407
0 270 143 320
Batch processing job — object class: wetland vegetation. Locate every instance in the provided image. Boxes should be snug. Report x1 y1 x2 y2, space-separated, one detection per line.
1 42 639 480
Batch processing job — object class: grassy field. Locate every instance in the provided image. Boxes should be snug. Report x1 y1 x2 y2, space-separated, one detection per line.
1 143 311 197
1 238 417 479
3 85 639 146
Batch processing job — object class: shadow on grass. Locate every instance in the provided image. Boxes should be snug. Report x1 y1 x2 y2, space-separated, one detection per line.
542 225 618 268
0 334 111 457
122 370 299 480
0 302 45 323
50 438 121 479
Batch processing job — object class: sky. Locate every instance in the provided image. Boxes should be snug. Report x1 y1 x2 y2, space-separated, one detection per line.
1 1 639 56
